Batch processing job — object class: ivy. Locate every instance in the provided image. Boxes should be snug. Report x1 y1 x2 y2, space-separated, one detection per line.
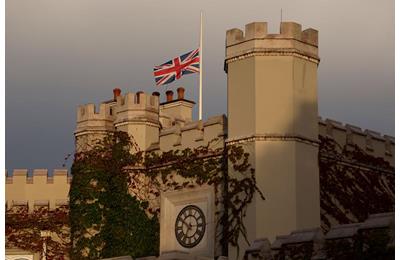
69 132 159 259
319 135 394 232
6 206 70 260
70 131 264 258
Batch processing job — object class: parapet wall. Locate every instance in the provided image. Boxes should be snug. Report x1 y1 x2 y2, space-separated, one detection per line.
149 115 227 152
318 117 395 166
76 103 116 134
5 169 70 211
225 21 319 67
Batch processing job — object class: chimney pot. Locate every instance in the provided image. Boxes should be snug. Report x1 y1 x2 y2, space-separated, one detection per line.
152 91 160 97
166 90 174 102
113 88 121 100
177 87 185 99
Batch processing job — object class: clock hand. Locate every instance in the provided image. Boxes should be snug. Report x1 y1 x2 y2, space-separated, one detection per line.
181 219 191 230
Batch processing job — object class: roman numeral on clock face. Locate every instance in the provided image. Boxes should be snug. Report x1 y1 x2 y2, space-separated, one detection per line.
177 230 185 241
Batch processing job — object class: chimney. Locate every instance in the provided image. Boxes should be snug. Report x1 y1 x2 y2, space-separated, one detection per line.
166 90 174 102
177 87 185 100
152 91 160 97
113 88 121 100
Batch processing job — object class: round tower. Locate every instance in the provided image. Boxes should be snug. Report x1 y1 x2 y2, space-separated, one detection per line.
225 21 320 257
114 91 160 151
75 100 116 152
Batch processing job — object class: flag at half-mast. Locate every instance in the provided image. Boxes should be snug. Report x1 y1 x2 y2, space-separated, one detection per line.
153 48 200 86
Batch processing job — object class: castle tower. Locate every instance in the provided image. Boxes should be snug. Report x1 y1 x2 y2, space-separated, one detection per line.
225 21 320 254
114 91 160 151
75 98 116 152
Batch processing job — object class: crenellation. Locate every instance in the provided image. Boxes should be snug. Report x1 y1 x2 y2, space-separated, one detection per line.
77 103 115 122
345 124 367 149
280 22 302 40
345 124 364 135
325 118 347 147
181 121 204 148
159 125 181 150
301 28 318 46
75 102 116 143
225 21 320 73
6 169 71 211
114 92 160 128
244 22 267 40
226 28 244 46
32 169 49 184
204 115 226 142
319 117 395 165
365 129 384 141
6 170 12 184
155 116 226 152
13 169 28 177
226 22 318 47
116 92 159 112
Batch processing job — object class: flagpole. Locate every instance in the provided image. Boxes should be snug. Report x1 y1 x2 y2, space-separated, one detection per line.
199 11 203 121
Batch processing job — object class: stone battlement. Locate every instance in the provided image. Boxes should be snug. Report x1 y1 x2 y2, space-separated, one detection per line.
150 115 226 151
76 103 116 135
116 92 159 111
5 169 70 210
77 103 115 123
115 92 160 126
75 88 226 152
318 117 395 165
225 21 319 65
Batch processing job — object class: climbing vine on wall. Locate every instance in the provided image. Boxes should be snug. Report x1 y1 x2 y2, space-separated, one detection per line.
69 132 159 259
69 131 264 259
6 206 70 260
319 135 394 232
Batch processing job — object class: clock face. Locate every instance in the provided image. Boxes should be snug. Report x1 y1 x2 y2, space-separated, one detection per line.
175 205 206 248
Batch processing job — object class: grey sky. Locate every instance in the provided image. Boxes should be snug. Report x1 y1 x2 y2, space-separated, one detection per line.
6 0 394 171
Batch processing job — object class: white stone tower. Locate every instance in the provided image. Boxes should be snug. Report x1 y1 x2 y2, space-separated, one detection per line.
114 91 160 151
225 21 320 256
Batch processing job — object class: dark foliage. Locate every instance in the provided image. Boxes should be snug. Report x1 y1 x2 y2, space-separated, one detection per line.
69 132 159 259
319 135 394 231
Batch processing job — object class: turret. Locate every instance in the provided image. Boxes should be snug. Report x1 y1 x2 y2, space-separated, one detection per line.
114 91 160 151
225 21 320 258
75 96 117 152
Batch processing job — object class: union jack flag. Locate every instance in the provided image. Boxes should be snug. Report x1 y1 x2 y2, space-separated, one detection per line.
153 48 200 86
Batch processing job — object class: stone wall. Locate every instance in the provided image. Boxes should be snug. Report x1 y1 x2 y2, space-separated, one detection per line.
5 169 70 211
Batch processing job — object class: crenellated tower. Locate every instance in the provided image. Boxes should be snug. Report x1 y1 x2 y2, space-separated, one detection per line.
114 91 160 151
225 21 320 256
75 102 116 152
75 89 161 152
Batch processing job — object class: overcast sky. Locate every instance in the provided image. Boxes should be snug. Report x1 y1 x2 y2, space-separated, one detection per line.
6 0 394 171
